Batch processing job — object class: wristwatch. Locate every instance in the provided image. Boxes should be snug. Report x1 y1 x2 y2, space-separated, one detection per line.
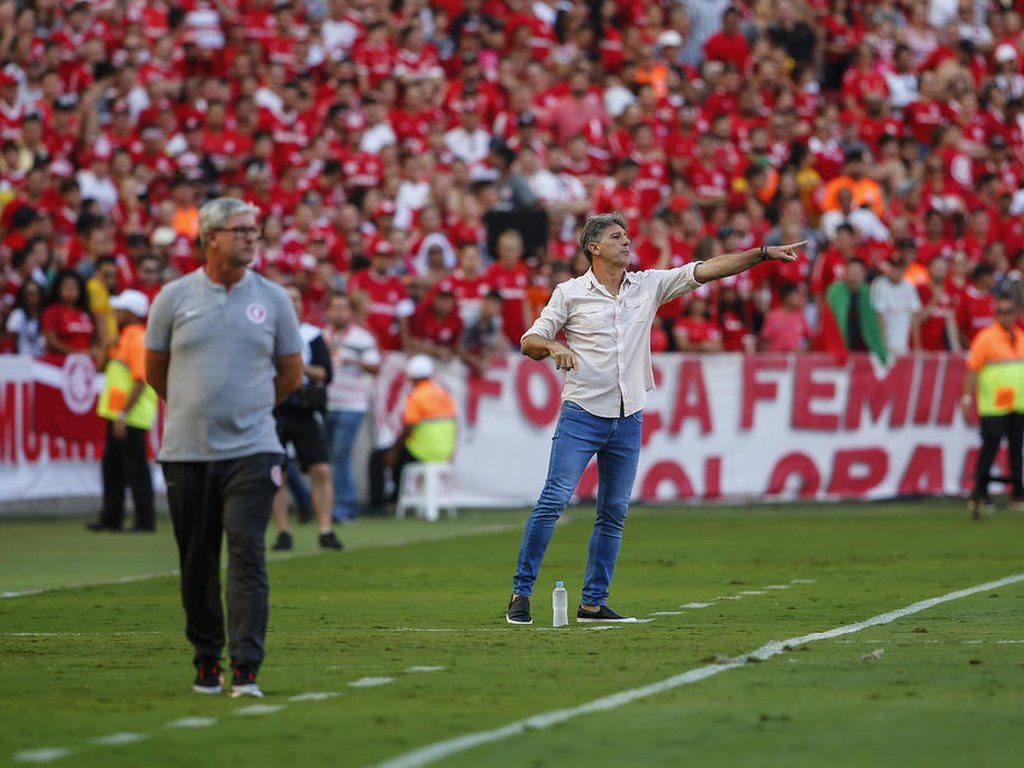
759 245 769 261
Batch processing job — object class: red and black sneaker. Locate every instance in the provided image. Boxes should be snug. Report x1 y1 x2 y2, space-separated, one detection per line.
192 658 223 695
229 663 263 699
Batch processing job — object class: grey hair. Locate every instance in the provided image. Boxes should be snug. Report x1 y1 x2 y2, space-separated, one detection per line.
197 197 261 245
578 213 628 264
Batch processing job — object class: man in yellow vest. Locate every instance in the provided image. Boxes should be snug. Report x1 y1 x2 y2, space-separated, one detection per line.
89 289 159 532
962 294 1024 520
368 355 457 511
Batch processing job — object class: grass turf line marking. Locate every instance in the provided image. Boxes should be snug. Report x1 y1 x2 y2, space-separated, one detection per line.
11 749 72 764
370 572 1024 768
290 691 341 702
789 578 816 584
680 602 713 608
349 677 396 687
87 733 148 746
164 717 217 729
651 610 685 616
763 585 790 590
406 666 445 673
234 704 285 716
740 590 767 595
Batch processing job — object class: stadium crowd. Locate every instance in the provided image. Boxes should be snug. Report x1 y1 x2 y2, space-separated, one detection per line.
0 0 1021 367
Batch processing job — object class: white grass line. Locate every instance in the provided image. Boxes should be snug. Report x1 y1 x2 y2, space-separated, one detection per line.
349 677 395 688
11 749 72 763
740 590 767 596
164 717 217 729
650 611 685 616
370 572 1024 768
789 578 816 584
762 585 790 590
0 631 166 638
581 625 620 631
234 704 285 716
1 524 521 601
0 571 178 600
87 733 148 747
289 691 341 702
405 666 446 673
996 639 1024 644
680 602 713 609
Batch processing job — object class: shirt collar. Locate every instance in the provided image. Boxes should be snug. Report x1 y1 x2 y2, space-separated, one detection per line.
583 268 637 295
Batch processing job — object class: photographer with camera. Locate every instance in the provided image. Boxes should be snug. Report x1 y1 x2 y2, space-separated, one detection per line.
270 286 343 551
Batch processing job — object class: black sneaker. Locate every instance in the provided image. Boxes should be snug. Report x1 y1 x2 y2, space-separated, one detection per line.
271 532 293 551
319 530 343 550
506 594 532 625
229 664 263 699
576 604 636 623
192 658 223 695
86 521 120 532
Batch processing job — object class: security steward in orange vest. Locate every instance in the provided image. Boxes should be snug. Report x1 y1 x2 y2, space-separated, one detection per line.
89 290 159 532
962 294 1024 519
368 354 457 511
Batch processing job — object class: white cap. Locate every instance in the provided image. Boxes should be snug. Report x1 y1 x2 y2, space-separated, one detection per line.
405 354 434 379
109 289 149 318
658 30 683 48
151 226 177 247
995 43 1018 63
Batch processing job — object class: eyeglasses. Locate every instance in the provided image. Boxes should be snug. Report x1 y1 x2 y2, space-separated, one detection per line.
215 226 261 238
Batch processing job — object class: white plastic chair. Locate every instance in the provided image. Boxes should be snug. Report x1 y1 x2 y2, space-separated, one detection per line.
396 462 457 522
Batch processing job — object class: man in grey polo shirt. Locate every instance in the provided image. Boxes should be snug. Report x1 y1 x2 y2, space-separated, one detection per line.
506 213 804 625
145 197 303 698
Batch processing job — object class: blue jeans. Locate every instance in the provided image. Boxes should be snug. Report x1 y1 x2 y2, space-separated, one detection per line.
325 410 365 520
513 401 643 606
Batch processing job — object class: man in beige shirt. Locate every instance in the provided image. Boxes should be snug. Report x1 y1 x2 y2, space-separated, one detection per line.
506 213 803 624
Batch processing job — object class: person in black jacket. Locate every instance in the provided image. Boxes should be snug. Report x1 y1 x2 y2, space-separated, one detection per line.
270 286 343 551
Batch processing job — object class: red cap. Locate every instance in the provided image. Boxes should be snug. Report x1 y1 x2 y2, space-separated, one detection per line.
374 200 397 218
373 240 396 256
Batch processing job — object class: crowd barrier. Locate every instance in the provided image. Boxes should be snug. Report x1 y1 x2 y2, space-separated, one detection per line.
0 351 979 511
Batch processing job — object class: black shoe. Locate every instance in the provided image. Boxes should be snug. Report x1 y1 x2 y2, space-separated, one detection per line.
271 532 293 551
506 594 533 625
86 521 120 532
192 658 223 695
318 530 343 550
576 604 636 623
229 663 263 699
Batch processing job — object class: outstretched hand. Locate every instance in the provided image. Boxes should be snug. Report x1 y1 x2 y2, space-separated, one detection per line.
763 241 807 263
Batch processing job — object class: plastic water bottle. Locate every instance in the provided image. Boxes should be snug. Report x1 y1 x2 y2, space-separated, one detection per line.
552 581 568 627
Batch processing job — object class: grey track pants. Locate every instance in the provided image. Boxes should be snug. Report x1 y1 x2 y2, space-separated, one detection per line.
162 453 283 669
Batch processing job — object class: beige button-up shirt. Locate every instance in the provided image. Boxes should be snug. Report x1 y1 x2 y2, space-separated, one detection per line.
522 264 704 417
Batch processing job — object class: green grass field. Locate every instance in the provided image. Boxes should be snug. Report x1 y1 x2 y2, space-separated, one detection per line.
1 500 1022 768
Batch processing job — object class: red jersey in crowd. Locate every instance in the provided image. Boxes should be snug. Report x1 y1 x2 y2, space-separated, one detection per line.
410 306 463 351
917 282 957 351
347 268 414 351
673 315 722 347
958 284 995 342
484 261 530 346
40 305 94 352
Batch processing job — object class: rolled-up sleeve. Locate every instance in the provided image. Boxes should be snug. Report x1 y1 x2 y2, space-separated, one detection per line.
653 262 704 305
521 283 568 343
